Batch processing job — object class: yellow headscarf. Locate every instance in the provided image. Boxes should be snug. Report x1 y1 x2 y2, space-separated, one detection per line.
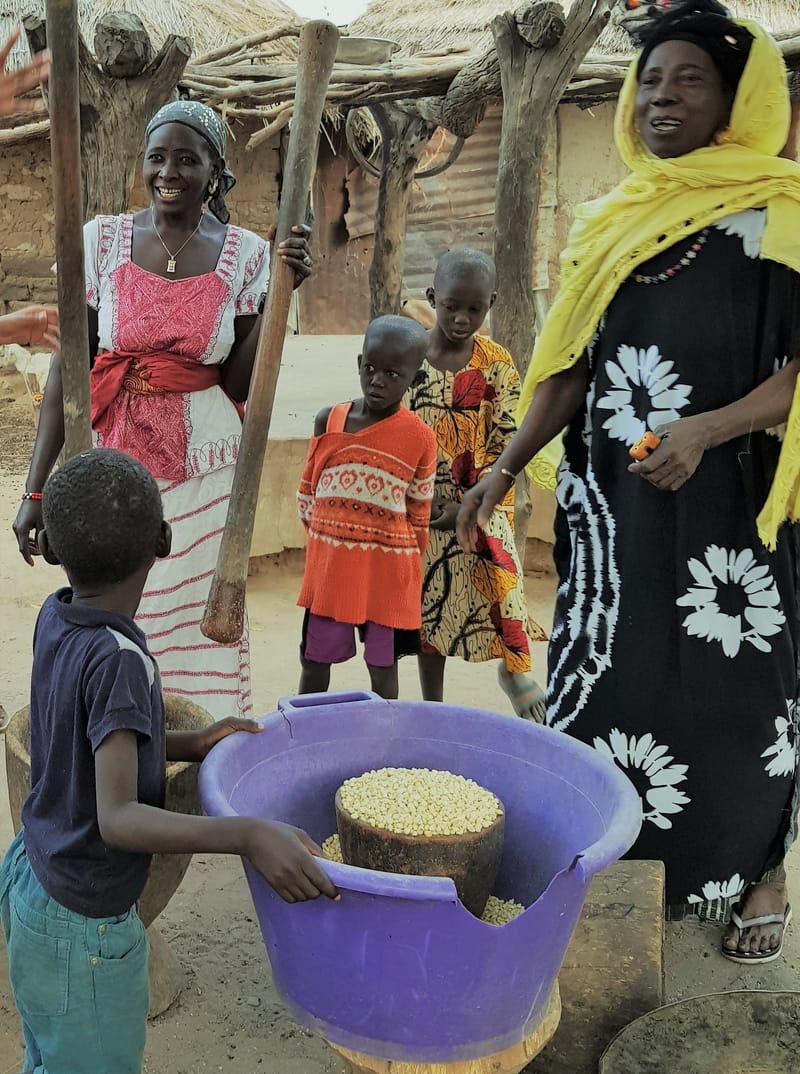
518 18 800 548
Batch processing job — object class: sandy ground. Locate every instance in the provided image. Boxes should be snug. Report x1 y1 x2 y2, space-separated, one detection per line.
0 367 799 1073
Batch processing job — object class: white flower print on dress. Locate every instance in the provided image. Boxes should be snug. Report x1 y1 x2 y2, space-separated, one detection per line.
548 465 620 731
714 209 765 259
687 873 745 910
597 344 692 446
762 699 798 778
593 729 690 830
677 546 785 658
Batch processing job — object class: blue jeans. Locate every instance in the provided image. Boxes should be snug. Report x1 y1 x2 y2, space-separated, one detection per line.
0 831 149 1074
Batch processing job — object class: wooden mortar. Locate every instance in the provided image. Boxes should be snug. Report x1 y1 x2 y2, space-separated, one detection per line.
335 788 505 917
328 983 561 1074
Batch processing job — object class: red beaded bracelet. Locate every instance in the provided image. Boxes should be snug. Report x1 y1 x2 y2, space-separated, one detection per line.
21 492 43 501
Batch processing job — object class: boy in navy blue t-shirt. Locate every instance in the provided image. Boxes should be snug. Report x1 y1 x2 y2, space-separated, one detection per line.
0 449 337 1074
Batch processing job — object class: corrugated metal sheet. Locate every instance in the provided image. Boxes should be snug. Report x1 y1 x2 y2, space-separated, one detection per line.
343 105 560 303
300 102 565 333
297 136 374 336
345 106 503 299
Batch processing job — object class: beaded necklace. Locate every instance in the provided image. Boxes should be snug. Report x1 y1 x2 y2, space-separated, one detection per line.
632 228 710 285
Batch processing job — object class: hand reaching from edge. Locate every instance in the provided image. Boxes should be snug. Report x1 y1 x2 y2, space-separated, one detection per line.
0 33 49 118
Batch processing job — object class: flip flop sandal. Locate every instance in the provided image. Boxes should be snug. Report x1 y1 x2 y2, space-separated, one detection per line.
497 666 547 723
721 903 792 964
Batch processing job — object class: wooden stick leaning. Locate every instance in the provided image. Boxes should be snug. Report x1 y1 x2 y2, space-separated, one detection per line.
44 0 92 457
200 19 340 645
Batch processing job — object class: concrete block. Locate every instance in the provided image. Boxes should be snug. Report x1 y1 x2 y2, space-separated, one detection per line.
252 438 309 557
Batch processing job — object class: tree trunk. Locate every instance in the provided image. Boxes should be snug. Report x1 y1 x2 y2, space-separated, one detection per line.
80 34 192 219
490 0 613 550
368 102 436 318
25 14 191 220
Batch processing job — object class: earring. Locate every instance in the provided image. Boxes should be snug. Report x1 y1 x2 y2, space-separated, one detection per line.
207 178 219 197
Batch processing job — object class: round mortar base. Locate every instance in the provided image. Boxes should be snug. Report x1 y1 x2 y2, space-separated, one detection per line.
147 924 185 1020
328 982 561 1074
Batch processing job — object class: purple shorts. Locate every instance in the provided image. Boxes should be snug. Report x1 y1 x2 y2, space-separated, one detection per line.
301 611 418 668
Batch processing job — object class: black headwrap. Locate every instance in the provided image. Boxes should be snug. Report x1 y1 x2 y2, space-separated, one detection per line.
636 1 754 93
145 101 236 224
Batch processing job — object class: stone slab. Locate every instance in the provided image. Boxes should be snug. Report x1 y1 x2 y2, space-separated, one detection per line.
528 860 665 1074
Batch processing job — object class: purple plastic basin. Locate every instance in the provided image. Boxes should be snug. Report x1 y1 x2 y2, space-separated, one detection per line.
199 692 642 1064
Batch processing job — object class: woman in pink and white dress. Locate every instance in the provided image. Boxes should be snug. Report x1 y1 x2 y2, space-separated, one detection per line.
13 101 313 720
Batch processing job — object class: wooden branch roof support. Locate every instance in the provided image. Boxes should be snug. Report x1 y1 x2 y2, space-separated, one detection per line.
440 45 502 138
6 25 800 147
491 0 613 550
368 102 437 318
491 0 613 382
25 11 191 220
345 108 464 179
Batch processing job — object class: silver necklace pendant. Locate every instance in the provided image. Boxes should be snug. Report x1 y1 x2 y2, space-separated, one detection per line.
151 205 203 278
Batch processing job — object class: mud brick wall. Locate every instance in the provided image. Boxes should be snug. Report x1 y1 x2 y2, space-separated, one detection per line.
0 122 282 315
0 140 57 313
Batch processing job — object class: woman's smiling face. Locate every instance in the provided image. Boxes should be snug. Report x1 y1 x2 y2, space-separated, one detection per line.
636 40 733 159
143 122 218 214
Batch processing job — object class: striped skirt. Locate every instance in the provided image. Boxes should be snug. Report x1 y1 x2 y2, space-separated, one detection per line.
135 467 252 721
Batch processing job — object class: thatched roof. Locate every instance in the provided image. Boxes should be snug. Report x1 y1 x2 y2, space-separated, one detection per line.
348 0 800 59
1 0 301 66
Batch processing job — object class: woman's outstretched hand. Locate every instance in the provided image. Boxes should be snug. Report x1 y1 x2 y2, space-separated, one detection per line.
0 306 59 350
628 415 710 492
456 472 512 552
0 33 49 118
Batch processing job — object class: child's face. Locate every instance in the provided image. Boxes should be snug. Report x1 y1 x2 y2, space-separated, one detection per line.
428 273 494 343
358 340 422 413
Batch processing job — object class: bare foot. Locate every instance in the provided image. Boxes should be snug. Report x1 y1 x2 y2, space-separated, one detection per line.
721 870 790 961
497 664 546 722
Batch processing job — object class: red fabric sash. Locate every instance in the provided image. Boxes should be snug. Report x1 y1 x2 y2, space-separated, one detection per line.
90 350 229 437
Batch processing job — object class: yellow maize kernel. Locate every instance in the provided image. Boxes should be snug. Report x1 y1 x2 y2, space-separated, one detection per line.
480 895 526 926
338 767 502 837
322 834 344 862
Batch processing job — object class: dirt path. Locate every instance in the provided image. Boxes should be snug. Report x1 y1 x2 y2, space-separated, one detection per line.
0 369 798 1074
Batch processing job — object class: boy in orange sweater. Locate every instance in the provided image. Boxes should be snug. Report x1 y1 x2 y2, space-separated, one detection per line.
296 315 436 698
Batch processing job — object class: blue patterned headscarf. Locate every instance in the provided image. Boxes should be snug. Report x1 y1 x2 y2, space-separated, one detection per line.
145 101 236 224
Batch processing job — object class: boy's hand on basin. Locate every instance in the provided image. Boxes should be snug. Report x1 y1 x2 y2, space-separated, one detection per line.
244 820 340 903
167 717 262 763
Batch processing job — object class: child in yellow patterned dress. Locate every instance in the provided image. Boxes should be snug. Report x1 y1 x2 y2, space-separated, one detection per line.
405 249 546 719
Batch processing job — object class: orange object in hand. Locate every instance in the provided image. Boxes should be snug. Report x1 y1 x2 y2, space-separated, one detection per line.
629 430 662 461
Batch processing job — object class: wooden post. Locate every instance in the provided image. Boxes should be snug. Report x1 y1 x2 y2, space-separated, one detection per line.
201 21 340 644
490 0 613 545
368 102 436 318
492 0 612 377
328 985 561 1074
44 0 91 458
